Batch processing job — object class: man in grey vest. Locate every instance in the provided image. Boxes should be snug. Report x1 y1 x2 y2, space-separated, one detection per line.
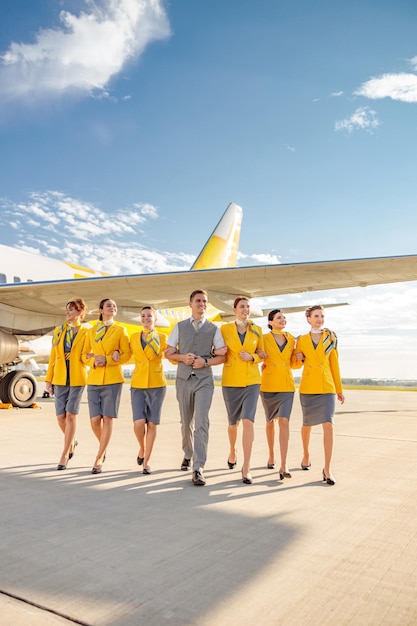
166 289 226 486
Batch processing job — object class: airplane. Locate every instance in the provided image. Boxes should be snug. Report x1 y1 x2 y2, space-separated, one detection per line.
1 201 417 407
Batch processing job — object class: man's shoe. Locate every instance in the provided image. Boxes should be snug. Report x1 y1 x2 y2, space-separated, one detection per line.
181 457 191 471
192 470 206 486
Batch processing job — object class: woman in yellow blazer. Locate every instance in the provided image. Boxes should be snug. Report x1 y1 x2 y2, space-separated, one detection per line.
85 298 131 474
295 305 345 485
45 298 88 470
130 306 167 475
220 296 263 485
260 309 301 481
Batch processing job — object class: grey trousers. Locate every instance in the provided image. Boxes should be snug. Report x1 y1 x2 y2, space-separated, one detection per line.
176 375 214 470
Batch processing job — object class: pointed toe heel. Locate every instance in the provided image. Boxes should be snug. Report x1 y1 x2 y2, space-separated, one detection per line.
241 471 253 485
322 469 336 485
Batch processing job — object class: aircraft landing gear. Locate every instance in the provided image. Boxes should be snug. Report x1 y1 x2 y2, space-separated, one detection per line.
0 371 37 408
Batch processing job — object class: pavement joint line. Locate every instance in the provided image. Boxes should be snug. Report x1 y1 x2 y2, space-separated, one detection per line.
0 590 92 626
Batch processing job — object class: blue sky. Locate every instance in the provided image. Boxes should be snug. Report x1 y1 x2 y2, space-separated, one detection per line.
0 0 417 380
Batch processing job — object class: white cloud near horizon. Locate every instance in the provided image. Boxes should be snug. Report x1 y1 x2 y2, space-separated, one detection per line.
0 0 170 101
335 106 380 133
0 190 194 274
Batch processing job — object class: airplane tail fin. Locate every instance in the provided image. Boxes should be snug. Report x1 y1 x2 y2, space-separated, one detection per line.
190 202 243 270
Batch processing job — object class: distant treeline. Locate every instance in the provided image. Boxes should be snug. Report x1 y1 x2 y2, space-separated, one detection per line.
340 378 417 388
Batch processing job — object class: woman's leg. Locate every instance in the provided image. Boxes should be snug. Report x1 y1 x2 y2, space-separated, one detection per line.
90 415 103 442
57 412 77 466
241 418 254 477
133 419 146 460
92 416 113 469
266 419 275 466
278 417 290 472
323 422 334 478
228 423 238 464
301 425 312 467
144 422 157 470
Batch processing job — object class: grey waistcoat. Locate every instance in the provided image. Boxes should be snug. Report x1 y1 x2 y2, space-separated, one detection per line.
176 319 217 380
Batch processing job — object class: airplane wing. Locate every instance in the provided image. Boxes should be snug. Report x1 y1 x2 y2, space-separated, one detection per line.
1 253 416 335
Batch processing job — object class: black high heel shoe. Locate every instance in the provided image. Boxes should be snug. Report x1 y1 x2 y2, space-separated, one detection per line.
301 461 311 470
279 470 292 480
241 471 253 485
227 458 237 469
322 469 336 485
267 462 275 470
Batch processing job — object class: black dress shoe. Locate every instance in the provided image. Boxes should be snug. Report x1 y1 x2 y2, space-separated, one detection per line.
181 457 191 471
322 469 336 485
137 456 144 465
91 466 102 475
193 470 206 486
227 458 237 469
56 464 67 471
267 463 275 469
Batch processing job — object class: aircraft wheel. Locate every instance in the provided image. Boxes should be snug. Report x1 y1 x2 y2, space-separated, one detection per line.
1 371 38 408
0 372 15 402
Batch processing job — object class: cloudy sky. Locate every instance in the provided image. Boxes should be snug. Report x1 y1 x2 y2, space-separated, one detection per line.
0 0 417 380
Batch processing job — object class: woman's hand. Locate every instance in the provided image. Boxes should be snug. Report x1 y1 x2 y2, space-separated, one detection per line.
239 350 254 362
45 382 53 396
337 393 345 404
94 355 106 367
112 350 120 362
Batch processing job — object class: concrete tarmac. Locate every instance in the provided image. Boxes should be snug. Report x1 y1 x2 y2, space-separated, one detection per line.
1 384 416 626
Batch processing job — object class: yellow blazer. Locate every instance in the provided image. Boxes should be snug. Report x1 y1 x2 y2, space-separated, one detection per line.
221 321 263 387
296 330 342 394
260 332 301 392
45 326 88 387
130 331 167 389
85 322 131 386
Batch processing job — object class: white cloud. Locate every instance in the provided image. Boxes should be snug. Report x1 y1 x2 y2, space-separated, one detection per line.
355 72 417 103
0 0 170 101
335 106 380 133
250 253 281 264
138 203 159 219
330 91 343 97
0 190 184 273
237 251 281 265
